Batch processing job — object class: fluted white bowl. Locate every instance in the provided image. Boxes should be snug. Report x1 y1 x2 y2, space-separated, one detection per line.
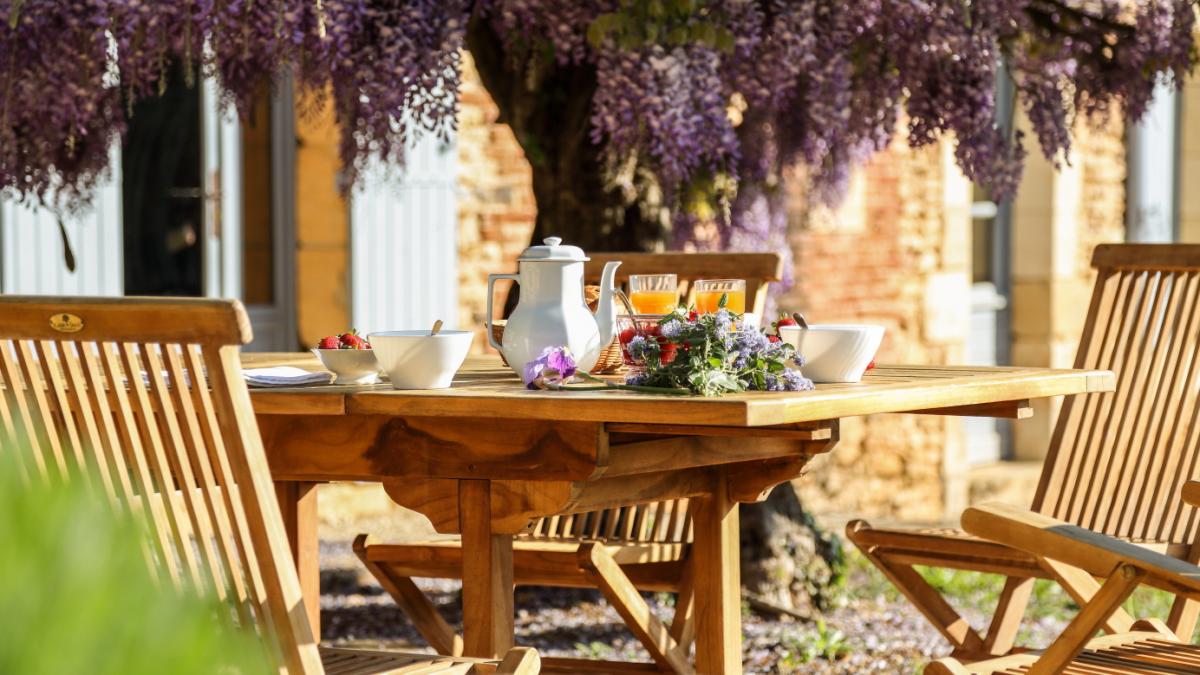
369 330 474 390
779 324 884 383
312 349 381 385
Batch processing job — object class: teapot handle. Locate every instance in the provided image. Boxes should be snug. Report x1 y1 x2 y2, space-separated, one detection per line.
486 273 519 352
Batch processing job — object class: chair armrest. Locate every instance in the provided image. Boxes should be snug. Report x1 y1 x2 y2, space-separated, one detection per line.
1183 481 1200 508
961 503 1200 597
497 647 540 675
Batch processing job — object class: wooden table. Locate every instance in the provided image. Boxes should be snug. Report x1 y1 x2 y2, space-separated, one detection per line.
248 353 1113 674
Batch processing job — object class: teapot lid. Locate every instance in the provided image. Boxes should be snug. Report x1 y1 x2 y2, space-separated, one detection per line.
518 236 589 262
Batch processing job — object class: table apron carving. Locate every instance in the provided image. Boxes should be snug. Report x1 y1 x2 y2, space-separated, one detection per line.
260 414 838 485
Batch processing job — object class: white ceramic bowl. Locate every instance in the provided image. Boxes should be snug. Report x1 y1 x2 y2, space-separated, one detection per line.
778 324 884 383
312 348 381 385
369 330 475 390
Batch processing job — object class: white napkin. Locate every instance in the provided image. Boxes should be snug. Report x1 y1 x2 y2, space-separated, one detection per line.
243 367 334 388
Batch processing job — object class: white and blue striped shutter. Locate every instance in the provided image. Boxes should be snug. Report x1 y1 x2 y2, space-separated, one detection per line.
0 146 124 296
350 133 458 335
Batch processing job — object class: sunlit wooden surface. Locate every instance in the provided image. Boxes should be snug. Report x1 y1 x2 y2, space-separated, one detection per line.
248 350 1111 674
246 353 1113 425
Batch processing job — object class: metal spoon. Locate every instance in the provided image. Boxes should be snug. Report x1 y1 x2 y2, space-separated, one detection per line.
430 319 444 336
792 312 809 329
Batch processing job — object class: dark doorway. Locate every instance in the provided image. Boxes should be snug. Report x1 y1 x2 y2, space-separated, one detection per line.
122 63 203 297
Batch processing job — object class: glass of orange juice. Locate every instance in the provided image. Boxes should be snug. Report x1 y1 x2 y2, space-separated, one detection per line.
694 279 746 314
629 274 678 315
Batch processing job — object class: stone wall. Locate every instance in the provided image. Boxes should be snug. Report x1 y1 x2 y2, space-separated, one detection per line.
781 138 973 522
1009 112 1126 459
456 54 537 351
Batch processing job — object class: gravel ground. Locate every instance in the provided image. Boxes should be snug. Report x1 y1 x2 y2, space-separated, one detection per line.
318 539 1070 674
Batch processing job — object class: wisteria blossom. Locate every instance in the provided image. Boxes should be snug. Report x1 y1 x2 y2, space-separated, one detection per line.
0 0 1194 228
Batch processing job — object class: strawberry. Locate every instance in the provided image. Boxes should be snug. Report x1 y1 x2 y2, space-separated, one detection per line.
340 332 371 350
768 334 781 343
317 336 340 350
618 327 638 345
865 360 876 371
772 314 798 335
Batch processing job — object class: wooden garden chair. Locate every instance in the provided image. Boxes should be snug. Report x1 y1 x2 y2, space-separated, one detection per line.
926 487 1200 674
848 243 1200 661
0 296 539 675
356 252 783 673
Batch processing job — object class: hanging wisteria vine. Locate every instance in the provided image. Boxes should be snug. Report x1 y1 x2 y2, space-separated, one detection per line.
0 0 1195 224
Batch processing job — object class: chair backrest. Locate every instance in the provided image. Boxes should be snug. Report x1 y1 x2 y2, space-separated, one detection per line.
586 252 783 319
519 252 780 547
0 297 322 674
1034 245 1200 551
524 501 693 545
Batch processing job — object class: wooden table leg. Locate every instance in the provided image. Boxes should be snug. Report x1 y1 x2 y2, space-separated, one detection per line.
276 480 321 640
459 479 515 658
692 478 742 674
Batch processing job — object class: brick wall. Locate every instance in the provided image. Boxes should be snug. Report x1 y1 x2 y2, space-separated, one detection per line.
456 54 537 351
781 137 972 521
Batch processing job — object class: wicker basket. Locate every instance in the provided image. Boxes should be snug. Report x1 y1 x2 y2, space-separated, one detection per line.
489 285 625 374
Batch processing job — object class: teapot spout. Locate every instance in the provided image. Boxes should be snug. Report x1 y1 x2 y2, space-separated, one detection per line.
594 261 622 343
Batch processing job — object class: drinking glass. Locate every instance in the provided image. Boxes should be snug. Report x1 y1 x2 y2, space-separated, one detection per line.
628 274 679 315
694 279 746 314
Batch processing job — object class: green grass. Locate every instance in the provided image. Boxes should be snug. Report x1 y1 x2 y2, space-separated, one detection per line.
842 549 1196 647
776 619 852 670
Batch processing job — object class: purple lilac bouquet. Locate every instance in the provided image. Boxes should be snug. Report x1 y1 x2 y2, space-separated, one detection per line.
625 304 813 397
523 300 813 397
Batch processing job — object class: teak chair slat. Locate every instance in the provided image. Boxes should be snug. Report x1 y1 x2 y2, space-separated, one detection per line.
357 252 783 673
848 244 1200 661
926 485 1200 674
0 296 539 675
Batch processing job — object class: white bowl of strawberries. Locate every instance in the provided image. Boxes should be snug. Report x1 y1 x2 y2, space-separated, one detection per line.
312 331 381 385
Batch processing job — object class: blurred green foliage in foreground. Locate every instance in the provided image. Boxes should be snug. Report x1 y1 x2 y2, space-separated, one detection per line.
0 446 270 675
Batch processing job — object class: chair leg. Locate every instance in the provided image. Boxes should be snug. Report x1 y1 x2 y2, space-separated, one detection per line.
353 535 464 657
579 543 694 674
1039 557 1135 634
856 544 988 658
669 556 695 653
1028 564 1145 675
1167 595 1200 641
981 576 1033 656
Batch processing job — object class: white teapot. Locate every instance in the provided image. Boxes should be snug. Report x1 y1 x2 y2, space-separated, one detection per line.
487 237 621 376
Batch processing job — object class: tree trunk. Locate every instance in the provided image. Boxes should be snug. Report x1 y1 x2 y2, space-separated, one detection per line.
466 17 667 253
465 16 844 612
740 482 845 612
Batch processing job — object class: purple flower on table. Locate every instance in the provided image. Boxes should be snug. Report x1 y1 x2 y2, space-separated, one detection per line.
780 369 814 392
625 371 650 387
758 369 814 392
523 346 577 390
660 319 684 340
714 309 734 333
729 326 772 369
627 335 659 362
